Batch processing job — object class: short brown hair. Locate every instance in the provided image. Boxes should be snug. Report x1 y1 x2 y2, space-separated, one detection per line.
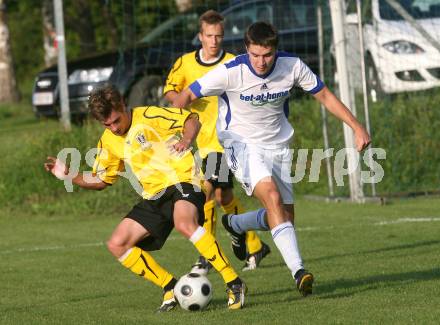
199 10 224 33
244 21 278 49
88 85 124 121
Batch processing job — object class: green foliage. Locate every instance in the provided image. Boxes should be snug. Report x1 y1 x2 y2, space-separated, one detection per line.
0 105 137 217
288 89 440 197
369 89 440 194
1 87 440 215
7 1 44 86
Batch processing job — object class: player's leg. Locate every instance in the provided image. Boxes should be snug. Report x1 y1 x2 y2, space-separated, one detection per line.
172 186 246 310
222 144 313 295
212 151 269 265
218 186 271 271
190 179 216 274
107 214 178 312
189 154 219 274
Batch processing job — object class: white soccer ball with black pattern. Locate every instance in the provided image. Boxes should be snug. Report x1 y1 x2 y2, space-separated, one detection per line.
174 273 213 311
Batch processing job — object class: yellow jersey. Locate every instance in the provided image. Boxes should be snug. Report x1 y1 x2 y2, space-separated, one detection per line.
164 50 235 158
92 107 202 199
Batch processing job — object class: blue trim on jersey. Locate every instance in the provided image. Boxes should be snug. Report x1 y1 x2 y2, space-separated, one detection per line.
220 92 232 130
283 99 289 118
307 76 325 94
244 53 279 79
189 81 203 98
224 54 247 69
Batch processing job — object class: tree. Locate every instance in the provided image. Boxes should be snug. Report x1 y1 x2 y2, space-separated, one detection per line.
64 0 97 56
42 0 57 67
0 0 19 103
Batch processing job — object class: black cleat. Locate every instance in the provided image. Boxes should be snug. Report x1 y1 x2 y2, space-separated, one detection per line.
221 214 247 261
226 281 247 310
190 256 212 275
295 269 314 297
242 241 271 271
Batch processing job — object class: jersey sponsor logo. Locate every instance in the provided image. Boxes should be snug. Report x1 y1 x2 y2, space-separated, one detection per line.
135 132 151 150
240 90 289 106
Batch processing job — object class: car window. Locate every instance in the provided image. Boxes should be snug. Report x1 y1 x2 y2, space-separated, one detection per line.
223 2 273 38
138 13 199 45
379 0 440 20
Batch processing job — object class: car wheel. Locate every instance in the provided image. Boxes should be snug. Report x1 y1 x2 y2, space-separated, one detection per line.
366 57 383 103
127 75 166 109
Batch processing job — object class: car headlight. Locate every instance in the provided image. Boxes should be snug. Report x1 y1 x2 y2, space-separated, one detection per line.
382 40 424 54
68 67 113 85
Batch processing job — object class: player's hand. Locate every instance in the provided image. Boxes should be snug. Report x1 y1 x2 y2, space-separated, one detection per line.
354 127 371 152
44 156 72 180
169 138 192 157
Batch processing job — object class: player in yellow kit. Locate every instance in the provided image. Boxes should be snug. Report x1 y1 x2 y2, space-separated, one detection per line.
164 10 270 273
44 85 246 311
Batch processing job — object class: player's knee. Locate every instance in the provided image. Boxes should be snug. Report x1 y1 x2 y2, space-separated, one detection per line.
204 180 215 201
106 237 126 258
266 188 283 206
174 220 196 239
216 187 233 206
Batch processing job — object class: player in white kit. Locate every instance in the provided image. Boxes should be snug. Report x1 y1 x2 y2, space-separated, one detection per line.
173 22 371 297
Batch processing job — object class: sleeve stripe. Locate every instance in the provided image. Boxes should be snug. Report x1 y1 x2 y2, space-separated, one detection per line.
189 81 203 98
307 76 325 94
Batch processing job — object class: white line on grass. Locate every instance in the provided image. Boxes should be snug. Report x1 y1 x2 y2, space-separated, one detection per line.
374 217 440 225
1 217 439 255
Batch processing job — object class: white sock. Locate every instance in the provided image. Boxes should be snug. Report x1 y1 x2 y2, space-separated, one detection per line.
230 208 268 233
271 221 304 279
189 226 206 244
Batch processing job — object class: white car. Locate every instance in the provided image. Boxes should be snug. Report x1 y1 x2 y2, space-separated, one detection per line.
345 0 440 102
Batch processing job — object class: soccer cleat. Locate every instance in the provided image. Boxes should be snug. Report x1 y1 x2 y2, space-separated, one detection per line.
156 289 178 313
295 269 314 297
242 241 271 271
226 281 247 310
221 214 247 261
190 256 212 275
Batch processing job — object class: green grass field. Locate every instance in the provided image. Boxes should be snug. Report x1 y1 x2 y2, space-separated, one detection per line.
1 103 440 324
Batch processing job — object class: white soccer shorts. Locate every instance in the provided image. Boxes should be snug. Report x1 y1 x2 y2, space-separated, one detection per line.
223 141 294 204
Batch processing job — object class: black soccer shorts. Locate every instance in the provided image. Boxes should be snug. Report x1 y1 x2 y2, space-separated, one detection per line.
202 152 234 189
126 183 205 251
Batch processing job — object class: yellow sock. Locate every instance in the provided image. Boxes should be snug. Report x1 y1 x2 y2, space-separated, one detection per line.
203 199 217 237
222 197 263 254
120 247 173 289
193 230 238 284
221 196 245 214
246 231 263 254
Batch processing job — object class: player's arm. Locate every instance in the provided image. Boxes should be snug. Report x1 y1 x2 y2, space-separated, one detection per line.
173 64 229 109
172 113 201 152
172 88 199 109
163 56 185 106
313 86 371 151
44 156 108 190
164 90 179 105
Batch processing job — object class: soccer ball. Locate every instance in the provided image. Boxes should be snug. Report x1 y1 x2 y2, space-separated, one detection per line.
174 273 213 311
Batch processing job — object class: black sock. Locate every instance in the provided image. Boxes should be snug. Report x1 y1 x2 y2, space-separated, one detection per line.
226 277 242 288
294 269 305 280
164 277 178 292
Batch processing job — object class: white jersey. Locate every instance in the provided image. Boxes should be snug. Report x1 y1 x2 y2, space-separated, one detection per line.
189 52 324 148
